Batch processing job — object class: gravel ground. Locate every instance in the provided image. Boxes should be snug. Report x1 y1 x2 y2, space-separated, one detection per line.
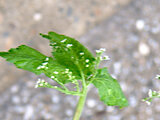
1 0 160 120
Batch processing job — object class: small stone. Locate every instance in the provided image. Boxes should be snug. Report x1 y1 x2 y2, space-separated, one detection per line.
10 85 19 93
138 43 150 56
67 7 73 16
12 96 21 104
14 106 25 114
24 106 34 120
33 13 42 21
87 99 96 108
136 20 145 30
51 95 60 103
106 106 114 112
65 109 73 116
129 96 137 107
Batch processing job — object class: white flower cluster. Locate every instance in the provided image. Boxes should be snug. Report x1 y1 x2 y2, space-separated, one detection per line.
64 69 75 80
96 48 106 54
100 55 110 61
35 79 49 88
66 44 73 48
143 89 160 105
95 48 110 61
156 74 160 79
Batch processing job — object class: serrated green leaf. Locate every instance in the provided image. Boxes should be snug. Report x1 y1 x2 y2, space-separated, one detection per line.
92 67 128 108
0 45 79 83
40 32 95 79
0 45 46 75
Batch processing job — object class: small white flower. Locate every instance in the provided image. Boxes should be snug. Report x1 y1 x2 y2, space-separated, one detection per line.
100 56 103 60
40 83 43 87
37 66 41 69
72 76 75 79
96 50 101 53
35 84 38 88
156 74 160 79
54 86 58 88
61 38 67 43
45 82 48 85
42 62 48 66
54 71 59 74
85 59 89 63
45 67 49 69
96 48 106 54
148 89 152 97
146 101 151 105
103 55 110 60
100 48 106 52
51 43 56 45
41 66 45 68
69 72 72 74
80 52 84 55
37 80 41 84
66 44 73 48
51 76 55 79
86 64 89 67
45 57 49 61
41 79 45 83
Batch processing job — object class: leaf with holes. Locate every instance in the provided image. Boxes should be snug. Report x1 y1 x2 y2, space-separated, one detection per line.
40 32 95 79
0 45 79 83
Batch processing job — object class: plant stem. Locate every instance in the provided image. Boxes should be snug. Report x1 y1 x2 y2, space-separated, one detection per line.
73 88 88 120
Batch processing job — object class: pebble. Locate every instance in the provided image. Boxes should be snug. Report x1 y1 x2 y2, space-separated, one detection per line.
86 99 96 108
14 106 25 114
10 85 19 93
96 104 104 111
129 96 137 107
33 13 42 21
65 109 73 117
51 95 60 103
106 106 114 112
113 62 122 75
23 106 34 120
136 20 145 30
151 27 160 34
138 42 150 56
67 7 73 16
12 96 21 104
108 115 121 120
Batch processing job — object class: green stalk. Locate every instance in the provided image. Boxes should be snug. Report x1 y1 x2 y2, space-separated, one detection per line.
73 88 88 120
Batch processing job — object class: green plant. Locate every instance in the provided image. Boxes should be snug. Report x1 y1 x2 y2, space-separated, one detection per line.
142 75 160 105
0 31 128 120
